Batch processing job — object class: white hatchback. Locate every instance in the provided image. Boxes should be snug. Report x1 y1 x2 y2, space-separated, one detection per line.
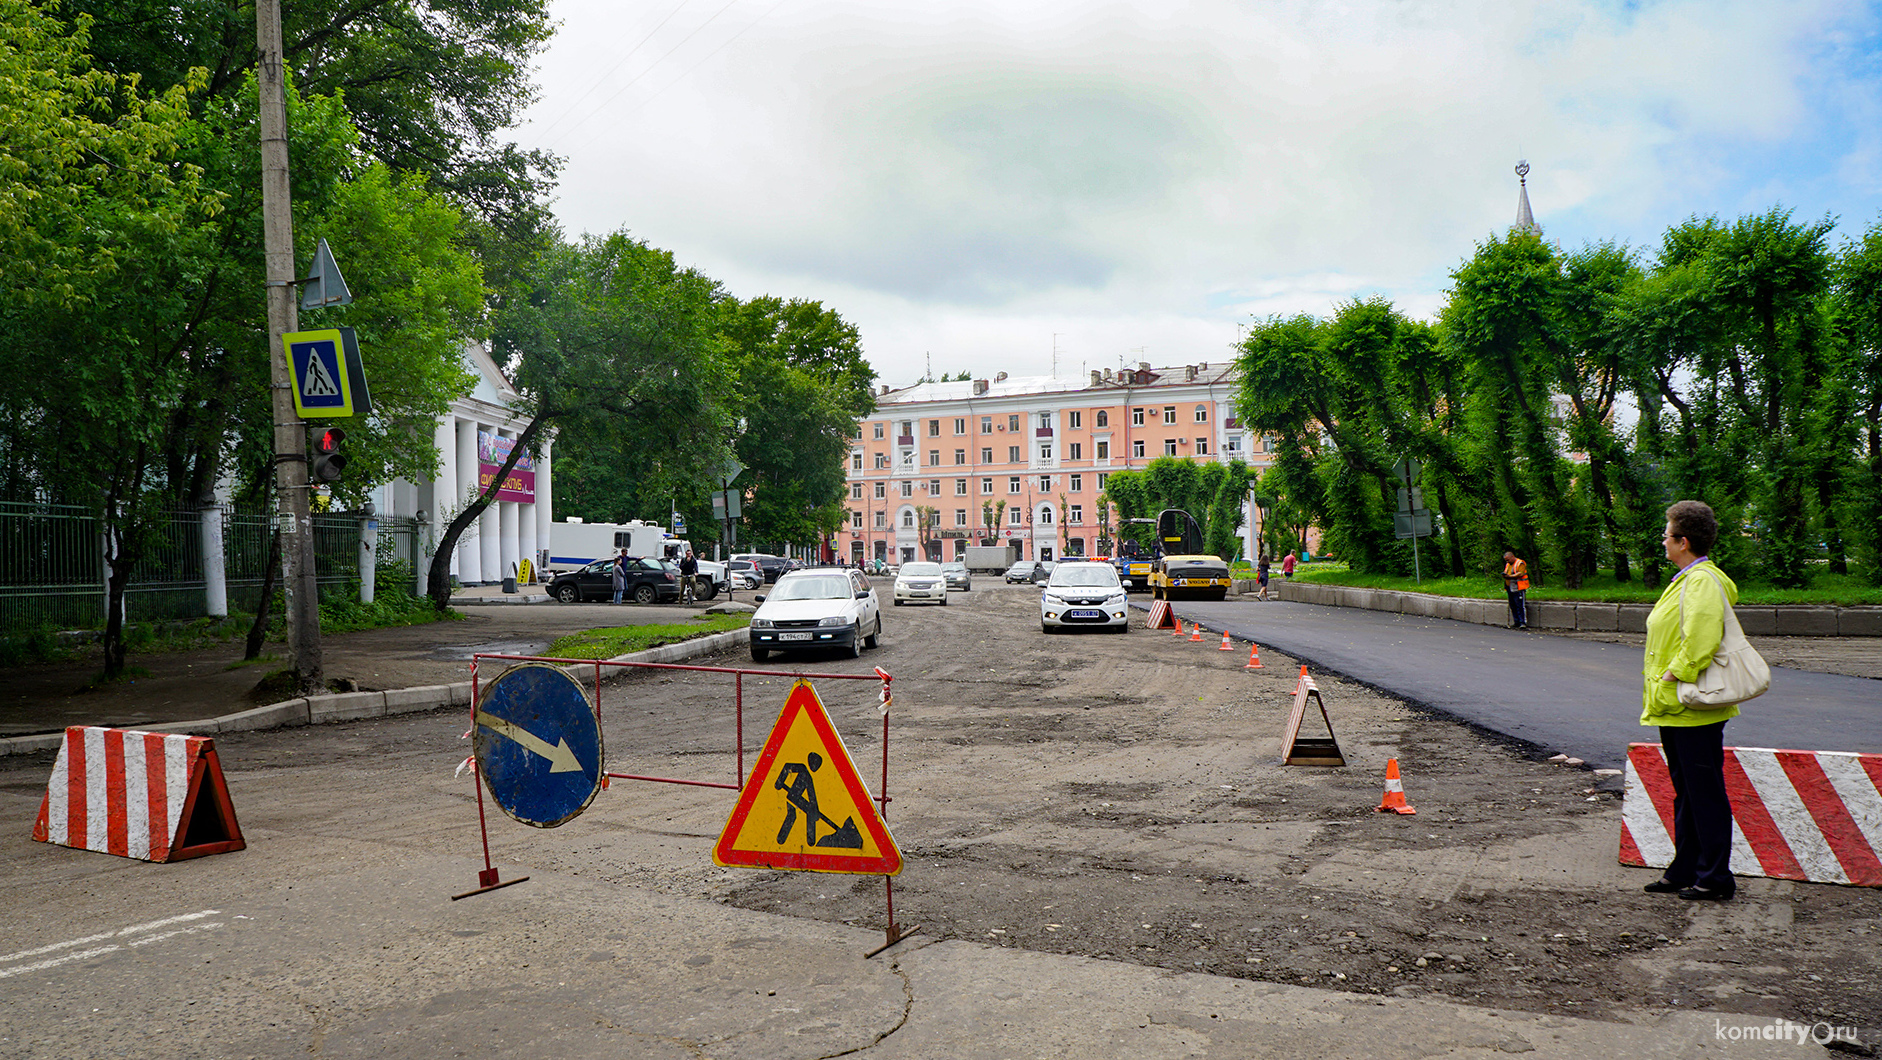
1040 561 1130 633
892 561 949 606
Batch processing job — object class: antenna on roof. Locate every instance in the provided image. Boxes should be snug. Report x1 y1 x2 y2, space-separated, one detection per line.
1052 334 1060 379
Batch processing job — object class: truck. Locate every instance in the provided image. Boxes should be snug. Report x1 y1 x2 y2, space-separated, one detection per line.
546 519 728 599
964 543 1019 573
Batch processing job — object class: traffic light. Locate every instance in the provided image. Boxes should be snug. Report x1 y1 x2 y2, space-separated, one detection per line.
311 427 347 483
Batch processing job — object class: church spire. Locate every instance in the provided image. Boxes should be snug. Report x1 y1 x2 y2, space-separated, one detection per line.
1513 160 1539 235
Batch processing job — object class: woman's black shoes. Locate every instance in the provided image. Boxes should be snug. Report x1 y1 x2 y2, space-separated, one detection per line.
1677 885 1734 901
1643 878 1684 894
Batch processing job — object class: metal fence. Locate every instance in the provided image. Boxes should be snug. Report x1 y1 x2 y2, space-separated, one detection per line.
0 501 421 633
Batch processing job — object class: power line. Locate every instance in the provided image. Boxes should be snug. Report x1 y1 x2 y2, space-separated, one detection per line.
526 0 697 148
614 0 788 123
540 0 755 151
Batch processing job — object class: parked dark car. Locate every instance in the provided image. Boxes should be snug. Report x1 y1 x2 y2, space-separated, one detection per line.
548 557 681 604
731 553 791 583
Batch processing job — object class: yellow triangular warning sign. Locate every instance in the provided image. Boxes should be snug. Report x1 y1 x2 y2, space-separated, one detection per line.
714 680 901 875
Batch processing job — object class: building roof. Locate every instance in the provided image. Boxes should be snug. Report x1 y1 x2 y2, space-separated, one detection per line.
876 363 1238 407
1514 160 1540 235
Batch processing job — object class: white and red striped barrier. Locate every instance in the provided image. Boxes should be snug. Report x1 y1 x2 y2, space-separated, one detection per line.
1145 599 1178 630
1620 743 1882 887
31 727 244 863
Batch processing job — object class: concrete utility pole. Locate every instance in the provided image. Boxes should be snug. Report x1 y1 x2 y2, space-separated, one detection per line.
258 0 323 691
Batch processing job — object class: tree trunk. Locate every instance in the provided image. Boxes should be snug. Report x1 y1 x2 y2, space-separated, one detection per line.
428 412 549 611
245 527 282 661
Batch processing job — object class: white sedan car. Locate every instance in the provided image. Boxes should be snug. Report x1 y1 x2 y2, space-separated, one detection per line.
749 568 882 661
892 561 949 606
1040 561 1130 633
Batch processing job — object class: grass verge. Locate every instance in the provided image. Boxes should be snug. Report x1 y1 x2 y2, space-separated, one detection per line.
1293 563 1882 606
545 613 753 660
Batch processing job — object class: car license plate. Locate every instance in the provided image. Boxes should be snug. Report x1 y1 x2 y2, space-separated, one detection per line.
1069 609 1102 619
780 631 812 641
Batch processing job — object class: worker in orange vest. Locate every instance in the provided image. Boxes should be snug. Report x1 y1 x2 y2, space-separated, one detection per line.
1503 551 1530 629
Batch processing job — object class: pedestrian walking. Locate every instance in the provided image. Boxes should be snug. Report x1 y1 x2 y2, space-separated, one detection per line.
680 550 699 605
1281 552 1296 580
1639 499 1740 902
610 548 627 605
1502 551 1529 628
1256 555 1271 601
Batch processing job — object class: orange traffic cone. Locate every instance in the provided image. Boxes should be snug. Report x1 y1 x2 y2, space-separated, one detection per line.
1188 623 1203 643
1245 643 1264 669
1376 758 1417 815
1218 631 1234 651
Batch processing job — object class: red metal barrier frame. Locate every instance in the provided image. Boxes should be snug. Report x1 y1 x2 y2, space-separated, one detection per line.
453 654 909 950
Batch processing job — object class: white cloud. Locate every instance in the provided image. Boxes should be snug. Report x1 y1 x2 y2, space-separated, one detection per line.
522 0 1882 384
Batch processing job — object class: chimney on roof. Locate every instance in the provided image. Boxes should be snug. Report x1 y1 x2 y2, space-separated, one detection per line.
1090 369 1101 385
973 378 988 395
1185 365 1197 382
995 371 1008 382
1103 368 1113 382
1138 362 1150 372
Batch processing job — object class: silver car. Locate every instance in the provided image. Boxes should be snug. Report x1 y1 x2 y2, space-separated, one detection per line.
941 561 972 591
893 561 948 606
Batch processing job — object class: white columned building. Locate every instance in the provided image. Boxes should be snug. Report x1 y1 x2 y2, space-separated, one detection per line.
372 342 552 587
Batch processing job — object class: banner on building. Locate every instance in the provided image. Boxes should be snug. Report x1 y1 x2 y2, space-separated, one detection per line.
477 431 535 503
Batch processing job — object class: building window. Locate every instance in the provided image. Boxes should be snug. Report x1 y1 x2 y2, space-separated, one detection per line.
1039 445 1053 461
1039 507 1054 525
954 448 966 465
981 477 993 494
851 483 863 499
1133 439 1146 458
851 450 863 471
1008 414 1021 432
981 416 992 433
1196 438 1209 455
955 478 967 495
1069 411 1082 429
1096 410 1108 428
900 420 913 437
1009 507 1024 525
874 423 884 440
1226 434 1242 453
852 424 863 440
900 481 912 497
874 453 888 469
874 511 885 528
1070 473 1082 492
929 419 941 437
1068 442 1082 460
1097 472 1109 490
901 451 915 467
1037 412 1051 429
929 450 941 466
852 510 864 529
1008 445 1021 463
928 510 941 527
929 479 941 495
1164 439 1178 456
1265 435 1277 452
954 417 966 435
1195 405 1208 423
1038 475 1051 492
1008 477 1021 494
901 510 915 528
1069 505 1083 524
874 483 886 499
1132 408 1145 427
1096 440 1109 460
980 446 993 463
1163 407 1177 425
955 509 968 526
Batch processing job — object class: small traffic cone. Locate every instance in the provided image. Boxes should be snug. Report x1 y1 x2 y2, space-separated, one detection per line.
1245 643 1264 669
1218 631 1234 651
1188 623 1203 643
1376 758 1417 815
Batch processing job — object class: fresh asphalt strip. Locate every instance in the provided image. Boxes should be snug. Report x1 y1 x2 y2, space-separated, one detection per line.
1161 599 1882 770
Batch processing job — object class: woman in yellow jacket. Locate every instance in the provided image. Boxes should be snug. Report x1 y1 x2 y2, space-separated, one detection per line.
1640 500 1738 901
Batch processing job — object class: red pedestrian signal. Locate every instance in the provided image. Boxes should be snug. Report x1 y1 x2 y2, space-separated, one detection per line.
312 427 347 483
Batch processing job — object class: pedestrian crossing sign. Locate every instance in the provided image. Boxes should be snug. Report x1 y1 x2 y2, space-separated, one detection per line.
283 327 370 418
713 679 901 875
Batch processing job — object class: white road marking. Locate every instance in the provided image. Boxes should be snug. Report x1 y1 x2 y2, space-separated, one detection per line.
0 910 222 971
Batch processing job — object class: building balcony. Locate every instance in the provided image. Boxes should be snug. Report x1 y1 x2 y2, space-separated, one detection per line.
1035 427 1053 437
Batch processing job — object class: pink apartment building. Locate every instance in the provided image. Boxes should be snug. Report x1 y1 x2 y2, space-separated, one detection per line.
842 362 1273 565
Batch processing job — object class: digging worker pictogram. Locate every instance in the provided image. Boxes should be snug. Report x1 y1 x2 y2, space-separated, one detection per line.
773 752 863 849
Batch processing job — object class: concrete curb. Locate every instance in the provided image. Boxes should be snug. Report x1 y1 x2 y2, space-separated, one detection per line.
1274 581 1882 636
0 627 750 757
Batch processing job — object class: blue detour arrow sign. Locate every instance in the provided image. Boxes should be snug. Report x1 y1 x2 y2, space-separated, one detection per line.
473 664 603 828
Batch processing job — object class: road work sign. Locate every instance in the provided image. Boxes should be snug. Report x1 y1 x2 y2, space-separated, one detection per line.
473 664 603 828
714 680 901 875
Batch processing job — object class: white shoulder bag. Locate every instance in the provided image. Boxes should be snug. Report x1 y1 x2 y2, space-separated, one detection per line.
1676 569 1771 708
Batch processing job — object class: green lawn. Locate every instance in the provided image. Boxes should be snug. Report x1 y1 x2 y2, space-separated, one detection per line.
1292 563 1882 607
544 613 752 660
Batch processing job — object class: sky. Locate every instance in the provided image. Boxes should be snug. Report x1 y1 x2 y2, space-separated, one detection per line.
512 0 1882 388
